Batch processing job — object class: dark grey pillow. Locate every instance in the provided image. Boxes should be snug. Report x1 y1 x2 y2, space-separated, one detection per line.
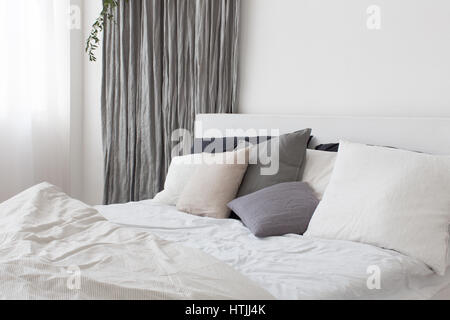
191 136 272 154
237 128 312 197
228 182 319 238
315 143 340 152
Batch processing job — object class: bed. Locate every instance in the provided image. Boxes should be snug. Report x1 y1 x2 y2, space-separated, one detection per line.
95 114 450 300
1 114 450 300
97 199 450 300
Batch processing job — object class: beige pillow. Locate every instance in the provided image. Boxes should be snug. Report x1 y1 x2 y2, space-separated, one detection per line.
153 153 207 205
176 149 249 219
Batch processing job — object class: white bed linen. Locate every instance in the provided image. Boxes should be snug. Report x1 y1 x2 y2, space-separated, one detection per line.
0 183 273 300
97 200 450 300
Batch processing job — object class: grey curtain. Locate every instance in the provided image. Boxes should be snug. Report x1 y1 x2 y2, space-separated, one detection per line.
102 0 241 204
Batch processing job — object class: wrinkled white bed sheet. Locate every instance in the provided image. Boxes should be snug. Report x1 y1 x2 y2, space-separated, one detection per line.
97 200 450 300
0 184 273 300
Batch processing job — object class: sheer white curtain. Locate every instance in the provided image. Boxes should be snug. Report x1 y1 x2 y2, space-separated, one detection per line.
0 0 70 202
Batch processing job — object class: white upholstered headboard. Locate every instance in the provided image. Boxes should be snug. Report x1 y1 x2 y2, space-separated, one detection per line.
195 114 450 155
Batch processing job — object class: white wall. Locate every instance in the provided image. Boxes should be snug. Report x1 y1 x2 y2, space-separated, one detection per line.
239 0 450 116
69 0 84 201
81 0 104 205
75 0 450 205
69 0 103 205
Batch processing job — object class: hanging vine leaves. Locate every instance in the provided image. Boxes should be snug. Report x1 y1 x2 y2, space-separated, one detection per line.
85 0 126 62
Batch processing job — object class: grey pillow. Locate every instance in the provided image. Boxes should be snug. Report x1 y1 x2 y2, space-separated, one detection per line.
237 128 312 197
228 182 319 237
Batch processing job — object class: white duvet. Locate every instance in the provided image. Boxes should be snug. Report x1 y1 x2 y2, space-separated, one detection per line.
97 200 450 300
0 183 273 300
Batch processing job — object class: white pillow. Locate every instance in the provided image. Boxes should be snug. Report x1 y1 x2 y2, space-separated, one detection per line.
305 141 450 275
301 150 337 200
176 149 249 219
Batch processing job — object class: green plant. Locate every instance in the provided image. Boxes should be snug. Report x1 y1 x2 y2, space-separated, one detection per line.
85 0 122 62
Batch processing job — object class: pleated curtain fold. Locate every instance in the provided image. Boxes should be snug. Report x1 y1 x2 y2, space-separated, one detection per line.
102 0 241 204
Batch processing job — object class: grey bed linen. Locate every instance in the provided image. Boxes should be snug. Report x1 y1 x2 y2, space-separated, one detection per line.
229 182 319 237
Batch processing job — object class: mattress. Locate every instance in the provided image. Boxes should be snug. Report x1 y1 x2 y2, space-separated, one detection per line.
97 200 450 300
